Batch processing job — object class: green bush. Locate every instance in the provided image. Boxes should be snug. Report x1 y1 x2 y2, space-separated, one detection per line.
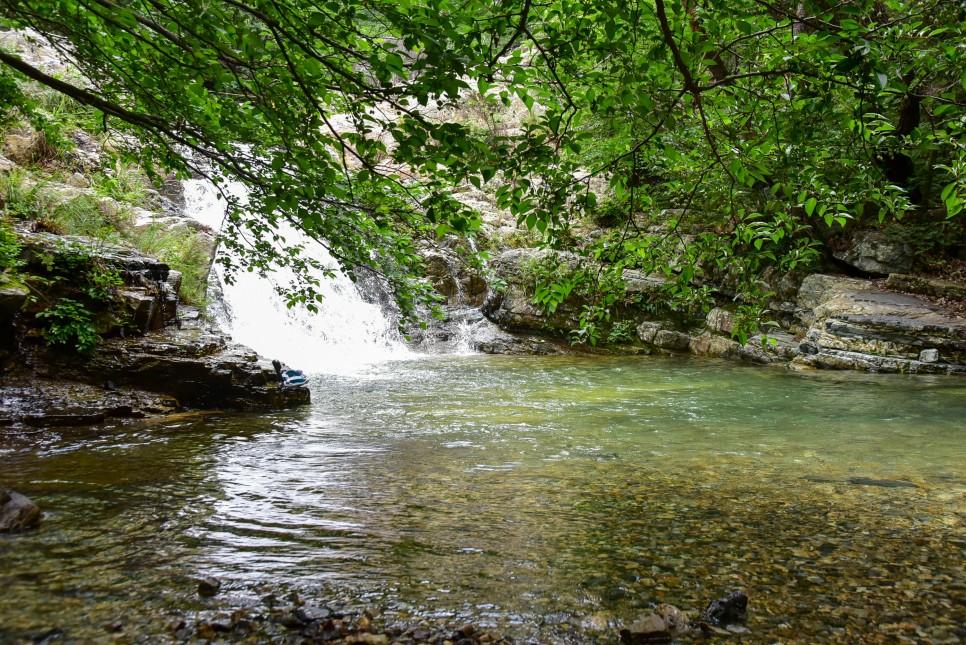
0 220 22 270
606 320 637 344
34 248 123 353
35 297 99 353
590 196 628 228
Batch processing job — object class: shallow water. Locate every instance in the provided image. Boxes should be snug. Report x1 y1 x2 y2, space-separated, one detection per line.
2 355 965 643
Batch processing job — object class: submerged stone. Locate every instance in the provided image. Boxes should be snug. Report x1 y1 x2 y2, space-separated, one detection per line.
0 488 42 532
847 477 919 489
197 576 221 597
619 613 671 644
699 590 748 627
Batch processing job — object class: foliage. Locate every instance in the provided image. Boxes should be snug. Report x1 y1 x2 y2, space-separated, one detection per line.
90 160 149 205
590 196 628 228
34 296 99 352
0 0 963 340
0 218 21 269
32 247 122 353
606 320 638 345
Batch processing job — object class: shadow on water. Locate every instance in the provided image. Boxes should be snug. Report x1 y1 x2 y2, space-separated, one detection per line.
2 355 965 642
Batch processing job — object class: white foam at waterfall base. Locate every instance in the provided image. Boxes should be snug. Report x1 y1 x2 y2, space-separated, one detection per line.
183 179 412 374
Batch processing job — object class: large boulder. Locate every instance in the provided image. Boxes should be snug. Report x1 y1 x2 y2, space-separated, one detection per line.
19 310 310 409
0 488 42 532
832 230 914 276
482 248 585 334
408 306 567 356
420 246 487 307
17 227 180 333
793 274 966 373
483 249 671 337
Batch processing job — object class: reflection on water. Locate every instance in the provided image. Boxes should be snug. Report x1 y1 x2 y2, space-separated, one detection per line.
2 356 965 642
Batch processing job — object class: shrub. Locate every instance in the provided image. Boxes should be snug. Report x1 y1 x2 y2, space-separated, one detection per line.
33 248 123 354
35 297 99 353
0 220 22 270
590 196 628 228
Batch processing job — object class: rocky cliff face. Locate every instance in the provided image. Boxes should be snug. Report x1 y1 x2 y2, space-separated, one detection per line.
792 275 966 374
1 226 309 430
474 248 966 374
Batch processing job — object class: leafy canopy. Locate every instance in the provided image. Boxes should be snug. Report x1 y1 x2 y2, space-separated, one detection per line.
1 0 963 334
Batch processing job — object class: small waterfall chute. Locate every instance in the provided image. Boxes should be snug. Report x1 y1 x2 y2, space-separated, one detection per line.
183 179 413 374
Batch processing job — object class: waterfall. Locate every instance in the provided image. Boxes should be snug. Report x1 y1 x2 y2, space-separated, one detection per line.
182 179 412 373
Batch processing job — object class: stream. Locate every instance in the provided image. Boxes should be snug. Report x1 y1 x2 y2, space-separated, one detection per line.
2 355 965 642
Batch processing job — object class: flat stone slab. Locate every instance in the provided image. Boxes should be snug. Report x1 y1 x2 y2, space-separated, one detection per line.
796 275 966 369
0 375 177 430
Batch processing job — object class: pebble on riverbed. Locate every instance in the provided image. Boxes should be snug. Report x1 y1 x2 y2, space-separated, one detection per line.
197 576 222 597
0 488 42 532
178 602 524 645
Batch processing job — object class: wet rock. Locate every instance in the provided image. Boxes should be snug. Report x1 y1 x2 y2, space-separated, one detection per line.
15 226 177 336
417 245 489 308
280 610 307 628
195 621 231 639
411 306 568 356
23 411 107 427
0 374 179 428
619 613 671 644
653 604 689 634
700 590 748 627
698 623 732 636
0 276 29 322
483 249 583 334
119 288 164 334
0 488 42 532
30 627 65 645
19 310 310 410
197 576 221 597
300 606 333 622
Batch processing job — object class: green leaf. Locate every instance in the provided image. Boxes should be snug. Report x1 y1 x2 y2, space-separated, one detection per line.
804 198 817 216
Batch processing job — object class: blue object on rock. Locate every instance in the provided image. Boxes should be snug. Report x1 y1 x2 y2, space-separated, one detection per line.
281 369 309 387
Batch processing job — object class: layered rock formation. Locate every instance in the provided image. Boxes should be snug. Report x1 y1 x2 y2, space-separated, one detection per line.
477 248 966 374
1 227 309 430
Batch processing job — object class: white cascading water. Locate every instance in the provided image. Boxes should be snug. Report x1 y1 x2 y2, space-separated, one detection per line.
183 179 412 374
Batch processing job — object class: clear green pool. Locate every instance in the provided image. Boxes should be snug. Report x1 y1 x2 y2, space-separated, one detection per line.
2 355 965 642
